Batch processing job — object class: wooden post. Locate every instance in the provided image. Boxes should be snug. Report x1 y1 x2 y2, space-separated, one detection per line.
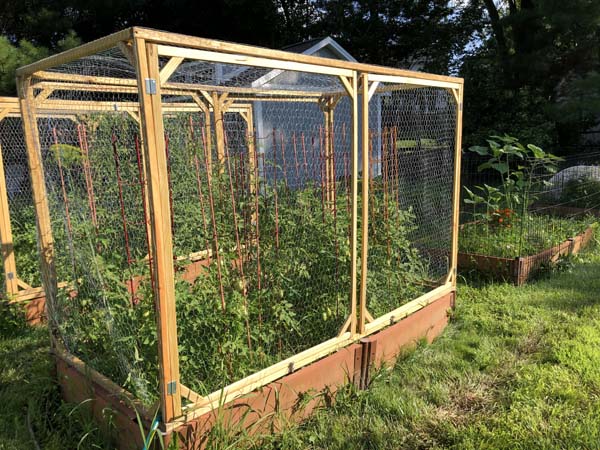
239 105 256 196
133 38 182 422
326 101 336 208
0 140 19 296
359 73 370 334
449 86 464 286
204 106 213 175
349 75 359 335
17 77 58 328
212 92 228 174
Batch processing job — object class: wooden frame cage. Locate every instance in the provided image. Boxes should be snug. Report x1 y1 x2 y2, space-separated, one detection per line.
16 27 463 443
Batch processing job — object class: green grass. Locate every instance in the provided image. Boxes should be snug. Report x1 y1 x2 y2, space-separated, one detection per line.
0 331 108 449
2 245 600 449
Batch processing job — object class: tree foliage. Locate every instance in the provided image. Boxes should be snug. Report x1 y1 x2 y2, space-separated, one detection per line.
0 0 599 148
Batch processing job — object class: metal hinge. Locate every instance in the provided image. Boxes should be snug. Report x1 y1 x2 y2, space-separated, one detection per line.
7 272 14 280
145 78 157 95
166 380 177 395
459 102 463 111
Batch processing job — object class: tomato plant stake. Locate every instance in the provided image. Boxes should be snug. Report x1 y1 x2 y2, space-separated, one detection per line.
111 132 136 305
134 133 156 293
272 128 280 251
51 127 73 237
292 132 299 178
280 130 289 188
224 132 252 350
319 126 326 221
301 131 308 177
252 144 263 326
201 126 226 313
189 117 211 265
77 123 98 229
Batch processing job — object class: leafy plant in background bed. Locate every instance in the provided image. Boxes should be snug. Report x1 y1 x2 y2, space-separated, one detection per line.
460 135 597 258
463 134 561 222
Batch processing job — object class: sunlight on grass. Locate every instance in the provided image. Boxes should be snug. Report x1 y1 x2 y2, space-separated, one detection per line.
1 245 600 448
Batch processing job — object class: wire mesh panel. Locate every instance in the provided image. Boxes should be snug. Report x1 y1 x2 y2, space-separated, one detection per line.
0 114 40 294
21 53 161 405
159 58 354 395
365 84 456 318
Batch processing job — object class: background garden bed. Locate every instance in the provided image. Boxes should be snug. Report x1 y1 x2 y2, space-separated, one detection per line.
458 224 596 285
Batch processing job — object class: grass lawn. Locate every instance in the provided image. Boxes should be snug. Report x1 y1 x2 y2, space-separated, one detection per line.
1 245 600 449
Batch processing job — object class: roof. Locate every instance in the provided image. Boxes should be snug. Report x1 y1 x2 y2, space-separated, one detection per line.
282 36 356 63
251 36 357 88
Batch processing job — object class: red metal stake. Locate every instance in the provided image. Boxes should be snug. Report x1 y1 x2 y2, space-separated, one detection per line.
111 133 136 306
134 134 155 295
52 127 73 237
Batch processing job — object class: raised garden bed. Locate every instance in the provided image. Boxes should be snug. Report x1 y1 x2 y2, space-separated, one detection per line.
56 290 454 449
458 222 596 285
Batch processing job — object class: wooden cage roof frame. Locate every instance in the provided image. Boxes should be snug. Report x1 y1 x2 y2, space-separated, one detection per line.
16 27 464 430
17 27 463 99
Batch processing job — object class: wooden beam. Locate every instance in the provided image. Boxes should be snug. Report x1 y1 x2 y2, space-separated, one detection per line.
339 75 353 97
450 87 464 286
18 28 134 77
180 384 203 404
126 110 140 123
133 38 182 422
17 76 58 338
189 93 209 114
359 74 370 334
159 56 184 85
367 81 380 102
132 27 463 86
157 44 353 77
33 80 187 97
0 108 10 122
163 80 329 98
117 41 136 66
199 91 213 106
34 88 54 103
16 278 32 290
368 73 462 91
0 141 18 295
33 70 138 86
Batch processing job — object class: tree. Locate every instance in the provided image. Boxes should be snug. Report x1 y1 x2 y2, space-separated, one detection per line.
310 0 482 74
463 0 600 150
0 33 80 95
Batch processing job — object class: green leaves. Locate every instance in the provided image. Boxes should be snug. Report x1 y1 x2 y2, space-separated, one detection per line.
464 135 560 220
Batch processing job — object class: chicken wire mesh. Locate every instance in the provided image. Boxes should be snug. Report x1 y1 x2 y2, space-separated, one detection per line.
365 85 456 318
19 40 462 406
160 61 354 395
460 148 600 275
24 60 161 404
0 113 40 295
